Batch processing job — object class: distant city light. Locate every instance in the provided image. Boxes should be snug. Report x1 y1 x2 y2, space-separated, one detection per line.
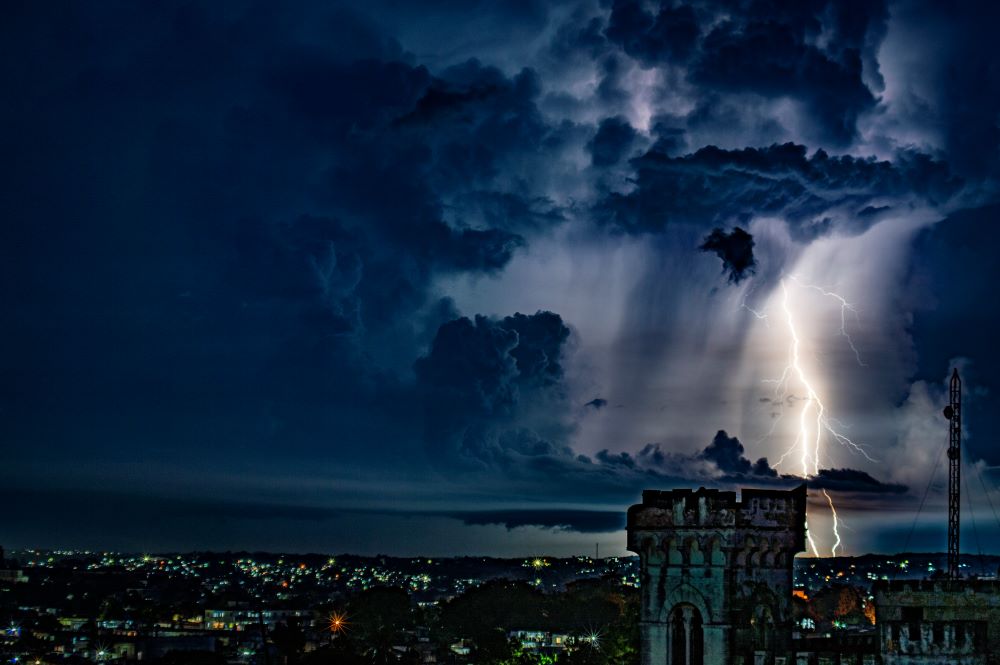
329 612 348 634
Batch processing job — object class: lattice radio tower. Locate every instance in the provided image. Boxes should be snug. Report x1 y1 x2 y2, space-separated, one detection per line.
943 368 962 579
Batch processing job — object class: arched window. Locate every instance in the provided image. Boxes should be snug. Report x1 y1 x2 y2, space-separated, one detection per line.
736 537 755 567
709 538 725 566
688 538 704 566
667 539 683 566
669 604 704 665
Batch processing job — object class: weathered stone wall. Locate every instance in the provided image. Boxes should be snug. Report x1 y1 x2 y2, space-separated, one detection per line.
874 579 1000 665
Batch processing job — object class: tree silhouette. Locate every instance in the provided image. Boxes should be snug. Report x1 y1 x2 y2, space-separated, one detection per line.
271 617 307 665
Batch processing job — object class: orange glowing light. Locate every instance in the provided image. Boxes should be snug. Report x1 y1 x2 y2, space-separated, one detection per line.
329 612 348 634
792 589 809 601
863 600 876 625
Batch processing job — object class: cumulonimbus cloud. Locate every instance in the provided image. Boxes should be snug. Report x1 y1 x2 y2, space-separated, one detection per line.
595 143 962 236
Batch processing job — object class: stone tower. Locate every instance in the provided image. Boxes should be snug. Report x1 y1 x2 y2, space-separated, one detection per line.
627 484 807 665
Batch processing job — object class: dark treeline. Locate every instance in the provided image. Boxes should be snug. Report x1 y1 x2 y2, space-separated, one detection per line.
298 577 639 665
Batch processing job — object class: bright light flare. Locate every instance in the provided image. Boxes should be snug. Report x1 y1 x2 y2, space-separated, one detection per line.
329 612 348 634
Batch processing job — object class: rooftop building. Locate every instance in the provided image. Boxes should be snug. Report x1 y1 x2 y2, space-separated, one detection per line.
627 484 808 665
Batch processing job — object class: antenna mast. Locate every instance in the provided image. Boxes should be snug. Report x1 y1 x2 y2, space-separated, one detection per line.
944 368 962 579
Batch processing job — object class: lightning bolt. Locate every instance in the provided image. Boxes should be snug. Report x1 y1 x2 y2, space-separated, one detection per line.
741 281 771 328
755 277 875 556
789 276 866 367
823 489 841 556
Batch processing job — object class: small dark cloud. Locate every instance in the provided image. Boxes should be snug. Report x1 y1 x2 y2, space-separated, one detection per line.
699 430 776 477
699 430 751 474
636 443 668 467
585 397 608 409
751 458 778 478
808 468 908 494
699 227 756 283
454 509 625 533
595 449 637 468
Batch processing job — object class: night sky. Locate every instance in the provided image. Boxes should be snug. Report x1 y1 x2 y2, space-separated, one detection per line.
3 0 1000 557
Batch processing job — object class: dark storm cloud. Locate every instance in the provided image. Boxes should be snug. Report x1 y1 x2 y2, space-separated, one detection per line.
230 215 366 337
604 0 700 66
699 227 756 283
450 191 567 233
10 488 628 536
455 509 625 533
909 204 1000 467
602 0 888 145
414 310 905 498
414 308 694 487
690 18 876 146
416 312 570 411
0 2 573 473
418 312 917 498
549 9 607 61
691 431 904 494
229 214 523 348
595 434 905 497
395 60 572 206
595 54 631 105
808 468 907 494
886 0 1000 180
0 485 627 548
596 143 961 236
588 116 639 166
415 311 574 467
2 0 994 554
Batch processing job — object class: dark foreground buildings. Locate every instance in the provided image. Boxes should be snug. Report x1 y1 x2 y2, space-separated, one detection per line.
627 485 1000 665
873 578 1000 665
